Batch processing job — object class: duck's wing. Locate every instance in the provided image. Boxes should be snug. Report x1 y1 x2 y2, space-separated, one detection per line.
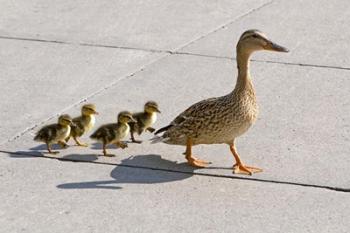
130 112 145 135
71 116 85 137
34 124 58 142
155 97 218 135
90 124 116 140
172 97 218 124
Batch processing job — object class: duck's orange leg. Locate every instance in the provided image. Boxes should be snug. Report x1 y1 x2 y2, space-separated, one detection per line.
229 142 262 175
185 138 210 168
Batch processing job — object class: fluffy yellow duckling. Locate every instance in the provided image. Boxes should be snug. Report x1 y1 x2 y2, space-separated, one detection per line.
66 104 99 147
129 101 161 143
90 111 136 156
34 114 74 154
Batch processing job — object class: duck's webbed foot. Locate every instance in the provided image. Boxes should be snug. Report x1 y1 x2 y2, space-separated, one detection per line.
185 138 210 168
229 142 262 176
233 164 262 175
187 156 210 168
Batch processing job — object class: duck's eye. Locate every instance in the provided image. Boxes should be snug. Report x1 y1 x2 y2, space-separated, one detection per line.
252 34 259 39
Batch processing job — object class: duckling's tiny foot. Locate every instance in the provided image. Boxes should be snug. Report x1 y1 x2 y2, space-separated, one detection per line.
131 139 142 144
116 142 128 149
47 151 59 155
233 164 262 175
74 138 88 147
58 141 69 149
77 143 88 147
103 154 115 157
147 127 156 133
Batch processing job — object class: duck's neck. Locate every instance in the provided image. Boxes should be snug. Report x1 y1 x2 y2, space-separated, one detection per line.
234 49 254 93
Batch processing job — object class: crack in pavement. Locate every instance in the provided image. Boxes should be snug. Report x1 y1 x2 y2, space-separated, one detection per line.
1 150 349 193
172 51 350 70
170 0 274 52
1 35 350 71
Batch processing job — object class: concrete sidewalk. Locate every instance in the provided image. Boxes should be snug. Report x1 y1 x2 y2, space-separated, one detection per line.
1 0 349 232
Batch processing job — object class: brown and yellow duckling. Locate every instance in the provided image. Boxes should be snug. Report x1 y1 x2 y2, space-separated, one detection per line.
129 101 161 143
153 30 288 175
34 114 74 154
90 111 136 157
66 104 98 147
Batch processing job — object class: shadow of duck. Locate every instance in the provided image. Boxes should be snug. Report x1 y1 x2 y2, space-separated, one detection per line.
56 154 195 190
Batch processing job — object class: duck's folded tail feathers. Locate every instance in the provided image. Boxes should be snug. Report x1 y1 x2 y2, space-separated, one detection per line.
90 131 100 139
33 134 41 141
154 124 172 135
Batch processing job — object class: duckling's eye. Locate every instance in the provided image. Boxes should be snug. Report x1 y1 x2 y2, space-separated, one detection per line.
252 35 259 39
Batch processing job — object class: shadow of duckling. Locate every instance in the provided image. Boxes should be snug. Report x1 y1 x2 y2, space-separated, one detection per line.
56 154 195 190
8 150 44 158
29 143 65 152
90 142 128 150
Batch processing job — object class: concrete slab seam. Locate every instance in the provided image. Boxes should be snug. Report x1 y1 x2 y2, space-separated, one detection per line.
173 51 350 71
172 0 275 53
1 36 349 71
1 150 349 193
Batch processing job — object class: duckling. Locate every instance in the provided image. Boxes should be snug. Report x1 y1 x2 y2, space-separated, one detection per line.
90 111 136 157
34 114 74 154
153 29 288 175
66 104 98 147
129 101 161 143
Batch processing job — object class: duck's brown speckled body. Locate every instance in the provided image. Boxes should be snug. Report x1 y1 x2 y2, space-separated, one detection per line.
162 88 257 146
154 30 288 175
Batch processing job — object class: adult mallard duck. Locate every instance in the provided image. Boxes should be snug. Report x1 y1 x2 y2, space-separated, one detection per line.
129 101 161 143
153 29 288 175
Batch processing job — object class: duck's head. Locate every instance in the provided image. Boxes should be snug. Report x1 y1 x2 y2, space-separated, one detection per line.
82 104 99 116
118 111 137 124
58 114 74 126
237 29 289 54
144 101 161 114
